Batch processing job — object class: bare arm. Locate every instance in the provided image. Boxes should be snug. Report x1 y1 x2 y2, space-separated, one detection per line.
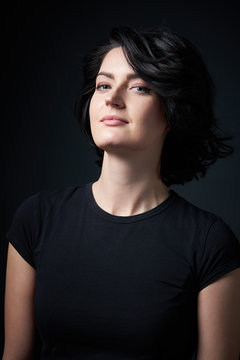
197 267 240 360
2 243 36 360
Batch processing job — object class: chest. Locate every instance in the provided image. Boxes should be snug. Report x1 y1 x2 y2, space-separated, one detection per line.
34 215 197 354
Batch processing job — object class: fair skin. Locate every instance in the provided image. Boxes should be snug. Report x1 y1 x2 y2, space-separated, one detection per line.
3 244 36 360
89 47 170 216
3 47 240 359
197 269 240 359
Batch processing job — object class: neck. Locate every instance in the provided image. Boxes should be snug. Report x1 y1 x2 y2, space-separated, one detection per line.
92 151 170 216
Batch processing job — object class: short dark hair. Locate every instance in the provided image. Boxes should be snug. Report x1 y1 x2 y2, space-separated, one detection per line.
75 26 234 186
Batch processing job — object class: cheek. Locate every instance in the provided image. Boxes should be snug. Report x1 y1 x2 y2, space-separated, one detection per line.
139 103 165 128
147 100 167 128
89 96 99 141
136 107 167 144
89 96 96 123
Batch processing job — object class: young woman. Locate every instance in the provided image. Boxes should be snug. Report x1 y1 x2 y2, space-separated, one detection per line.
3 26 240 359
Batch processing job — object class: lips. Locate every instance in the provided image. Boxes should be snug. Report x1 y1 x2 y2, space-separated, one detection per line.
100 115 128 124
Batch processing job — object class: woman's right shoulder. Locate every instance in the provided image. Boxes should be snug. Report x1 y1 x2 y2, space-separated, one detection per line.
6 184 88 269
14 183 87 219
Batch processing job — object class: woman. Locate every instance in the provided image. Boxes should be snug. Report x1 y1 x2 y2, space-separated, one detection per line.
3 26 240 359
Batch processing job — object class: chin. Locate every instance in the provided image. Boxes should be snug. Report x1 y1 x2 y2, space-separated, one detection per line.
97 143 120 151
96 142 130 153
94 137 124 149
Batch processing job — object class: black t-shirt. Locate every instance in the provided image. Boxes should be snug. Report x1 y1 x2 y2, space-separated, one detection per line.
6 182 240 359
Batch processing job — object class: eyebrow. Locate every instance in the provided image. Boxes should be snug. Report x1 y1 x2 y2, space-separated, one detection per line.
97 72 142 80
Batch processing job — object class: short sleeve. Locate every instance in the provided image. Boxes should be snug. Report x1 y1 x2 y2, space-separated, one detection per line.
197 218 240 291
6 194 40 269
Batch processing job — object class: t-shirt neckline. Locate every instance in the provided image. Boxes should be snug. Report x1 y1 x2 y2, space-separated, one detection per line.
85 181 178 223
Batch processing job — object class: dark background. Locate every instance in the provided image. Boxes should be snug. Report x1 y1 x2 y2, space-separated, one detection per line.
1 0 240 356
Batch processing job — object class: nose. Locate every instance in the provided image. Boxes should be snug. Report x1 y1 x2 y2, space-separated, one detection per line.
105 89 125 109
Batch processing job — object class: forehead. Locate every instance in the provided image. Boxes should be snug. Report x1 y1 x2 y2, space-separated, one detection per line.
99 47 134 74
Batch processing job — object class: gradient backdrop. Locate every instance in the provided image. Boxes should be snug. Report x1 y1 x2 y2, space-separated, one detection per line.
1 0 240 356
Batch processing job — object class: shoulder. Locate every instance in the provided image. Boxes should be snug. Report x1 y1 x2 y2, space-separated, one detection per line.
170 191 240 292
14 183 87 218
170 190 222 239
173 190 238 238
7 183 89 236
6 184 89 267
171 191 240 267
172 190 218 221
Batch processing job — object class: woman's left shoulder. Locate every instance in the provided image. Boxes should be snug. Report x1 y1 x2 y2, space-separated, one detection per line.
172 191 237 237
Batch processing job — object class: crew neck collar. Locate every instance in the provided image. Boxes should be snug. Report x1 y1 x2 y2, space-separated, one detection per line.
85 181 178 223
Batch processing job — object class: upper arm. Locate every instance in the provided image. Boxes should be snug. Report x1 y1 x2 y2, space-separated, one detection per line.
197 267 240 360
3 243 37 360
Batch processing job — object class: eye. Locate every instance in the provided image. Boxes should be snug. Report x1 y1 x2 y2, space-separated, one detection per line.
132 86 151 94
96 83 111 91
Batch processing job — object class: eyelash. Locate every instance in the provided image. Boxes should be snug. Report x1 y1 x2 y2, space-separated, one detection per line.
96 84 110 91
95 83 151 94
132 86 151 94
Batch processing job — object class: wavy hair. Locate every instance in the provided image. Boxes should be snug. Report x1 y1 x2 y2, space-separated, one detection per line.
75 26 234 186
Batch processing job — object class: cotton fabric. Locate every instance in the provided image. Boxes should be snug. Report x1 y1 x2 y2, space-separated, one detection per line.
6 182 240 359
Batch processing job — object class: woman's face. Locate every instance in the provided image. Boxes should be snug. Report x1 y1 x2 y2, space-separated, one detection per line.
89 47 169 156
